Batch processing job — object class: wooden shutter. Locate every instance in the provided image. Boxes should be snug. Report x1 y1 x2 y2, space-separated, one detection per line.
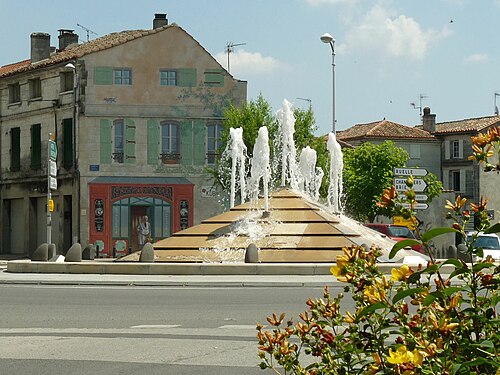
177 68 197 87
193 121 206 165
124 119 136 164
442 170 449 190
147 119 159 165
100 119 112 164
204 69 224 87
458 139 464 159
181 121 193 165
31 124 41 169
63 118 73 169
11 127 20 171
94 67 113 85
459 169 466 193
444 141 450 160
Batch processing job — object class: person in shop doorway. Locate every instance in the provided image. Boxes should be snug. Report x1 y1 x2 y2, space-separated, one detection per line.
137 215 151 249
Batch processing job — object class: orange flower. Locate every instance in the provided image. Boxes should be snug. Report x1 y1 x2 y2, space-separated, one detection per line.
445 195 466 211
470 196 488 212
377 186 397 208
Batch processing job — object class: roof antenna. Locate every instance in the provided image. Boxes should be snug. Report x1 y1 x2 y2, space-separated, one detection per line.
410 94 429 122
225 42 246 73
77 23 98 42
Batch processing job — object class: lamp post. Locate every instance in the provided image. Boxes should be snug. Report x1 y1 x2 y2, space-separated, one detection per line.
320 33 336 133
65 62 80 244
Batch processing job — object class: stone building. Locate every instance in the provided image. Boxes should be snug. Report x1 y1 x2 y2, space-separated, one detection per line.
0 14 247 257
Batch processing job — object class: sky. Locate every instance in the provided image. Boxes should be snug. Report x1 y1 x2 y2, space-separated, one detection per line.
2 0 500 136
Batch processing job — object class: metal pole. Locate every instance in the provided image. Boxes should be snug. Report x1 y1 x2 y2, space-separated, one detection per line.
330 41 336 134
47 133 52 245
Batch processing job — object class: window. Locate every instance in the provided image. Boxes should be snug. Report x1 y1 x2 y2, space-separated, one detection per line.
62 118 73 169
451 170 461 191
114 68 132 85
204 69 224 87
113 120 124 163
207 123 223 164
409 144 421 159
160 70 177 86
29 78 42 99
8 83 21 104
10 127 21 171
160 122 180 162
31 124 41 169
61 71 73 92
452 140 460 158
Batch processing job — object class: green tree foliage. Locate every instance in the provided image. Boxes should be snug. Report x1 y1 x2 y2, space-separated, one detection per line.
343 141 409 222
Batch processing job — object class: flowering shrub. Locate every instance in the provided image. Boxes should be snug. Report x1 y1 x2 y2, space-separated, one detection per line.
257 127 500 374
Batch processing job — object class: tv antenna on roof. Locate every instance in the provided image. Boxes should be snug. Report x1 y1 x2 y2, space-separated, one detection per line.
296 97 312 109
77 23 98 42
226 42 246 73
410 93 429 121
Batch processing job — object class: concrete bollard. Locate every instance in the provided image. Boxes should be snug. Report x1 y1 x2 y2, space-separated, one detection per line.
65 243 82 262
32 243 49 261
245 243 259 263
48 243 56 259
82 244 95 260
139 243 155 262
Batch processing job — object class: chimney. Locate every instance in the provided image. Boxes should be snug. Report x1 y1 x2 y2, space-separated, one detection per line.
30 32 51 62
422 107 436 133
58 29 79 50
153 13 168 29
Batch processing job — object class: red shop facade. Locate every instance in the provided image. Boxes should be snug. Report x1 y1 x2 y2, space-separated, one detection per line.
88 177 194 257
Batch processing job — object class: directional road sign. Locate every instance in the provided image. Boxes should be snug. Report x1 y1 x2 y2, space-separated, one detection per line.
49 140 57 161
49 176 57 190
400 202 429 210
49 160 57 177
394 167 428 177
394 178 428 192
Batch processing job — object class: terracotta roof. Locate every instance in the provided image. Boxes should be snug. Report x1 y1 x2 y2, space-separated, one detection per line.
336 120 435 141
0 24 203 78
434 115 500 134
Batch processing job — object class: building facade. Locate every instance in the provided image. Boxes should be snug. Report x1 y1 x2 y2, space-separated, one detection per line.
0 14 247 256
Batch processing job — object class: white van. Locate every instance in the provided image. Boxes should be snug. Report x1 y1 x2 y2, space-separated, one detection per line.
466 232 500 261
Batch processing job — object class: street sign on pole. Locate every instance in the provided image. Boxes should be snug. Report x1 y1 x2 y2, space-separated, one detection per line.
400 202 429 210
394 167 428 177
49 140 57 161
394 178 428 192
49 160 57 177
49 176 57 190
48 199 54 212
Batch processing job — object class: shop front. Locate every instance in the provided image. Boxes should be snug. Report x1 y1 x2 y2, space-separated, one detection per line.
88 177 193 257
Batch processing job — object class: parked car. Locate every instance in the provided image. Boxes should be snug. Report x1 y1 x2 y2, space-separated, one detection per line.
363 223 422 252
466 232 500 261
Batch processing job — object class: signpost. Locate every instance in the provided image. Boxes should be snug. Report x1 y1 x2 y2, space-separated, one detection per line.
393 167 429 210
393 167 428 177
394 178 428 192
47 134 57 245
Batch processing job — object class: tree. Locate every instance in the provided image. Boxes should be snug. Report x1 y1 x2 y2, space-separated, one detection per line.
342 141 409 222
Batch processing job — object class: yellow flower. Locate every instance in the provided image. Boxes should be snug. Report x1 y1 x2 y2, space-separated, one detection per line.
387 346 411 364
363 280 386 304
391 264 412 282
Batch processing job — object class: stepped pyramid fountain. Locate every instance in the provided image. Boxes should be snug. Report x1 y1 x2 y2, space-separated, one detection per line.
121 99 422 264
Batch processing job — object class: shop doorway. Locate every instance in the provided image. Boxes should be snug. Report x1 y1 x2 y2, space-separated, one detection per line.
131 206 150 252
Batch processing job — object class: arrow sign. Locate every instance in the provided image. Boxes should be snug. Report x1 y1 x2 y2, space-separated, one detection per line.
401 202 429 210
394 167 428 177
394 178 428 192
49 160 57 177
49 176 57 190
49 140 57 161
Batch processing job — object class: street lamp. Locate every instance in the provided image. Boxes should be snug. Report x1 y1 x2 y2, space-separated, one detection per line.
320 33 336 133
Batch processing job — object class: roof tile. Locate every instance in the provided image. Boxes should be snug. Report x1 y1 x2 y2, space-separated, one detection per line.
336 119 435 141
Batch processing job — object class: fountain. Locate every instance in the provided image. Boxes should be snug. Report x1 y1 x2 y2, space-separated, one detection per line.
128 99 423 264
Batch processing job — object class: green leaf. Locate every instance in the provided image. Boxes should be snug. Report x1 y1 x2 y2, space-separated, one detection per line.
389 239 421 259
358 302 386 318
441 258 464 269
421 227 458 242
423 292 439 306
442 286 464 296
392 287 427 304
472 262 496 272
484 222 500 234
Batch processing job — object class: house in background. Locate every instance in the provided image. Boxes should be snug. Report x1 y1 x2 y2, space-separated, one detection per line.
0 14 247 257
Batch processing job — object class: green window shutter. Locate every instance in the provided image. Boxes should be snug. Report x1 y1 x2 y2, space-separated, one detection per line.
94 67 113 85
204 69 224 87
124 119 136 164
62 118 73 169
100 119 112 164
31 124 41 169
193 121 206 165
147 119 159 165
11 127 20 171
177 68 197 87
181 121 193 165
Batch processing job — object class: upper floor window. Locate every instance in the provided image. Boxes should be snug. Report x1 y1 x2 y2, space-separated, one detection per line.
31 124 41 169
114 68 132 85
29 78 42 99
10 127 21 171
160 70 177 86
451 140 460 158
61 71 73 92
207 123 223 164
8 83 21 104
160 121 180 162
409 144 420 159
113 120 124 163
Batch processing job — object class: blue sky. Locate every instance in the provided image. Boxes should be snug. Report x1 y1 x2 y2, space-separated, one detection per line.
2 0 500 135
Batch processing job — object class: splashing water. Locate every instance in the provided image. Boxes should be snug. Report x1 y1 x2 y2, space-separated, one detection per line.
299 146 317 197
229 127 247 208
276 99 300 190
248 126 271 211
327 132 343 213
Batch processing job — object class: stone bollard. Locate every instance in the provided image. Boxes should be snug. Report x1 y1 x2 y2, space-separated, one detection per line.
48 243 56 259
82 244 95 260
245 243 259 263
139 243 155 262
456 243 469 262
65 243 82 262
32 243 49 261
447 245 457 259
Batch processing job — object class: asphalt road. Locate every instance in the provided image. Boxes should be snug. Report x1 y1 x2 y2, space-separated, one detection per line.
0 284 350 374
